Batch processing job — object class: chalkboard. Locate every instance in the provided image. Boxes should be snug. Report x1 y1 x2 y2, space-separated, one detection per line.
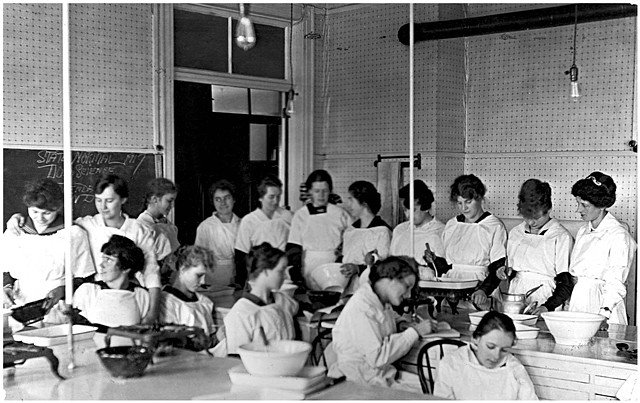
3 149 158 228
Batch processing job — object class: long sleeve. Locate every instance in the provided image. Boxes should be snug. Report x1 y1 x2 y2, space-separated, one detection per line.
553 229 573 275
601 231 634 310
477 257 506 296
543 272 575 311
234 249 248 288
515 364 539 400
354 312 418 369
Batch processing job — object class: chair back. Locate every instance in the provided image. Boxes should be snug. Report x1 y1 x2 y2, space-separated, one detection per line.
416 339 466 394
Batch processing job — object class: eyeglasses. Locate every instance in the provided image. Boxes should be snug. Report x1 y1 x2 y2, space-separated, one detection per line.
586 176 602 186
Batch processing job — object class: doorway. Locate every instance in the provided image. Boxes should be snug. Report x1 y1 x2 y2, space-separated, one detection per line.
174 81 282 244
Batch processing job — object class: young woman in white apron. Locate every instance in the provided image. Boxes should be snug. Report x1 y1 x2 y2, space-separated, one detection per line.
339 181 392 289
70 235 150 328
234 175 293 289
497 179 575 314
440 175 507 310
219 243 298 356
287 170 350 290
195 180 241 287
159 245 217 348
390 180 445 280
566 172 637 325
3 179 94 326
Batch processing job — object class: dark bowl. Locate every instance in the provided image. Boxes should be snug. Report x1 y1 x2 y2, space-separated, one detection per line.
307 290 341 308
11 298 48 325
96 346 154 378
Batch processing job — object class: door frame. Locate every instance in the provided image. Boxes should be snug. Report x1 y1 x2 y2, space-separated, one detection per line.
152 3 313 221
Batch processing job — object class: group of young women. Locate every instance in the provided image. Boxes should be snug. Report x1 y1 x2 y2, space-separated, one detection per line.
2 168 636 398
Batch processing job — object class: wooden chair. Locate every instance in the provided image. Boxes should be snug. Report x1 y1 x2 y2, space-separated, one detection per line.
416 339 466 394
309 327 333 367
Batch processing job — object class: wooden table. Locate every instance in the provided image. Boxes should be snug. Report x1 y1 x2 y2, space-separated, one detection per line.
400 308 638 400
3 337 433 400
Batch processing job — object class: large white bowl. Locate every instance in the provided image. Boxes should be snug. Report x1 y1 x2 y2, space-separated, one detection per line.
238 340 312 377
310 263 349 292
541 311 605 345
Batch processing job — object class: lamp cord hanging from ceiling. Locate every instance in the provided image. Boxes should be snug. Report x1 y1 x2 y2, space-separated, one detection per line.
284 3 296 117
566 4 580 98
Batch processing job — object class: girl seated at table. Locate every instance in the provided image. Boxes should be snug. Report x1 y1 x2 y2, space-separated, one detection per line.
433 311 537 400
220 242 298 355
70 235 150 327
328 256 435 391
159 245 216 347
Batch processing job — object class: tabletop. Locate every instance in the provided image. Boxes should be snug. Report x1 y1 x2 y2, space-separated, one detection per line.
3 338 431 400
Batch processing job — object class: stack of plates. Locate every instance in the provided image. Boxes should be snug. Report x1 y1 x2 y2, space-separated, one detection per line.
514 323 540 339
228 365 329 396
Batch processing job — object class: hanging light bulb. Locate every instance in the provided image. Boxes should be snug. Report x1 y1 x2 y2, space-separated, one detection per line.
235 4 256 51
284 89 295 117
568 64 580 98
565 5 581 100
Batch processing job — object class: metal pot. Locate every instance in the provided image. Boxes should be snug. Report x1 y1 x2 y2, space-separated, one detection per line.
501 284 543 314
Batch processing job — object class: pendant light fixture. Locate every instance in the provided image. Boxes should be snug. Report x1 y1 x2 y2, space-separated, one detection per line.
565 5 580 99
235 3 256 51
284 4 296 117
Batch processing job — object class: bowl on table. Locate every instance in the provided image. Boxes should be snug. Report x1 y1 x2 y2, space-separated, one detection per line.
237 340 312 377
541 311 605 345
504 312 538 327
468 310 489 326
514 323 540 340
96 345 154 378
310 263 349 292
307 290 341 308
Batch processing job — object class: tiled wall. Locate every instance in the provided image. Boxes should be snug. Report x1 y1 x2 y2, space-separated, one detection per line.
313 3 637 239
3 3 154 150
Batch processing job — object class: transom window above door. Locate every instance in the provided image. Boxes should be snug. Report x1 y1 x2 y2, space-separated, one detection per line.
173 8 285 79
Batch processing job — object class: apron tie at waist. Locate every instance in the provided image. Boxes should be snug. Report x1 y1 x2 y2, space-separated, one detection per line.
575 276 605 286
514 271 555 281
451 264 488 274
215 258 234 265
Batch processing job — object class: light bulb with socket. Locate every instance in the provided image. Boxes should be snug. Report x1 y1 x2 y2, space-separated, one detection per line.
568 64 580 98
235 4 256 51
284 89 296 117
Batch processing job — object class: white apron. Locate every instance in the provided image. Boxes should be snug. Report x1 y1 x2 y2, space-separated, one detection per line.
567 213 635 325
159 291 216 336
568 277 625 323
507 228 558 306
235 208 292 253
90 289 141 327
195 214 240 287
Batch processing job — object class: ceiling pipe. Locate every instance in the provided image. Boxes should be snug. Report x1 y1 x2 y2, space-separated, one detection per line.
398 4 637 45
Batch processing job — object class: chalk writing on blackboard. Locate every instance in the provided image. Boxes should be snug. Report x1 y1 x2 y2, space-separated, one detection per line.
3 148 157 224
35 150 147 181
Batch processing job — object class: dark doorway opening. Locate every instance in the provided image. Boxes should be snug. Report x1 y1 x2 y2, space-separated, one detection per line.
174 81 281 244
